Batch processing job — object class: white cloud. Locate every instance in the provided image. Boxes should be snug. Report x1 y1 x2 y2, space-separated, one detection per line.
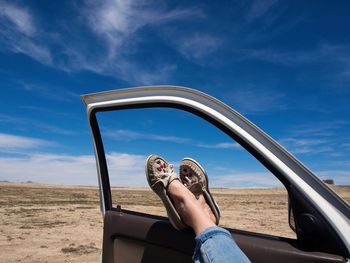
0 2 53 66
104 129 193 144
197 142 240 149
226 87 287 114
210 171 283 188
235 44 350 69
85 0 203 56
104 129 243 150
331 160 350 167
0 1 215 83
77 0 202 82
0 151 284 187
0 1 193 83
111 61 177 85
0 152 148 186
175 34 222 61
18 81 79 102
136 64 177 85
277 121 350 156
1 150 348 187
106 152 146 186
0 114 77 136
289 120 349 138
0 133 51 151
2 1 350 86
0 2 36 36
0 153 97 185
341 143 350 149
10 41 53 66
211 168 350 188
246 0 278 19
278 138 332 155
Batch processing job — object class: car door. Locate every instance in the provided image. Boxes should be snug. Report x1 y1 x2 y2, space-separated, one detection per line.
82 86 350 263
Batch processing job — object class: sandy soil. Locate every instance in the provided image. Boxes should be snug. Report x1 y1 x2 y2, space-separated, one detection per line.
0 183 349 262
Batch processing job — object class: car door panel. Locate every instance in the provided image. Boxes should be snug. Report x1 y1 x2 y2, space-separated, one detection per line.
113 238 191 263
103 210 345 263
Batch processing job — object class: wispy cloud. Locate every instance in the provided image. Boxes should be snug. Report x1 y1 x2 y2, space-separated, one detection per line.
246 0 278 20
104 129 193 144
278 120 350 156
2 0 349 86
0 150 283 187
10 41 53 65
77 0 205 83
104 128 241 150
1 1 198 84
0 114 78 136
341 143 350 149
0 153 97 185
278 138 332 154
211 168 350 188
226 87 287 114
84 0 203 57
0 152 148 186
288 120 349 138
234 44 350 71
0 133 52 151
18 81 80 102
0 2 53 66
114 62 177 85
0 2 36 36
210 171 282 188
0 149 348 187
197 142 240 149
174 34 222 61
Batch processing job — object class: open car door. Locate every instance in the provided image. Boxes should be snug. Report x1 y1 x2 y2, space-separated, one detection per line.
82 86 350 263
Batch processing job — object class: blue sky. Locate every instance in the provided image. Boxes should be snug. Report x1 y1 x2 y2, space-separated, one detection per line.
0 0 349 187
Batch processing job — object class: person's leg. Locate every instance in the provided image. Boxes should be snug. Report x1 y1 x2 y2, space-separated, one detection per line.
167 180 251 263
193 226 252 263
197 194 217 225
167 180 215 235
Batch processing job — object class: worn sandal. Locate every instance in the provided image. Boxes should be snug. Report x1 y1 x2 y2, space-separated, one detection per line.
179 158 221 225
145 154 186 230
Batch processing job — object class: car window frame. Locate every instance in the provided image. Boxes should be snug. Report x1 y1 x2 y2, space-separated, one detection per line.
82 86 350 254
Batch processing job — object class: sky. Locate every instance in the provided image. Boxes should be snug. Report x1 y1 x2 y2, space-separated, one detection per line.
0 0 349 188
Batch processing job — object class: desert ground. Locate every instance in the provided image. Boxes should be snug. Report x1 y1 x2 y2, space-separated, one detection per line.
0 182 349 262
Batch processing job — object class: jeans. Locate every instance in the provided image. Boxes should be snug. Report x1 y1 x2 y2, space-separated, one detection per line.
193 227 251 263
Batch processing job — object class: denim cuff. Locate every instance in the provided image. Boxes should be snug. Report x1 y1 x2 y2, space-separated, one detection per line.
195 226 234 244
193 226 251 263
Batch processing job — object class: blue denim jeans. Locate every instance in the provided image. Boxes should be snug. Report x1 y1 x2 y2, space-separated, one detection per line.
193 227 251 263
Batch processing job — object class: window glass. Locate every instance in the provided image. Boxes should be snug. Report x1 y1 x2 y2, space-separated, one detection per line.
97 108 295 238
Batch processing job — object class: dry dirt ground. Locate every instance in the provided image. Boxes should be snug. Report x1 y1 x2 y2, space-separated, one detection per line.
0 182 349 262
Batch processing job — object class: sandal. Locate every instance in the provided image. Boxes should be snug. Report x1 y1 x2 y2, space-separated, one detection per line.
145 154 186 230
179 158 221 225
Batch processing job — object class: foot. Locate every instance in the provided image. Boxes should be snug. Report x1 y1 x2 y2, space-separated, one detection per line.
179 158 221 225
146 155 179 189
145 155 185 230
